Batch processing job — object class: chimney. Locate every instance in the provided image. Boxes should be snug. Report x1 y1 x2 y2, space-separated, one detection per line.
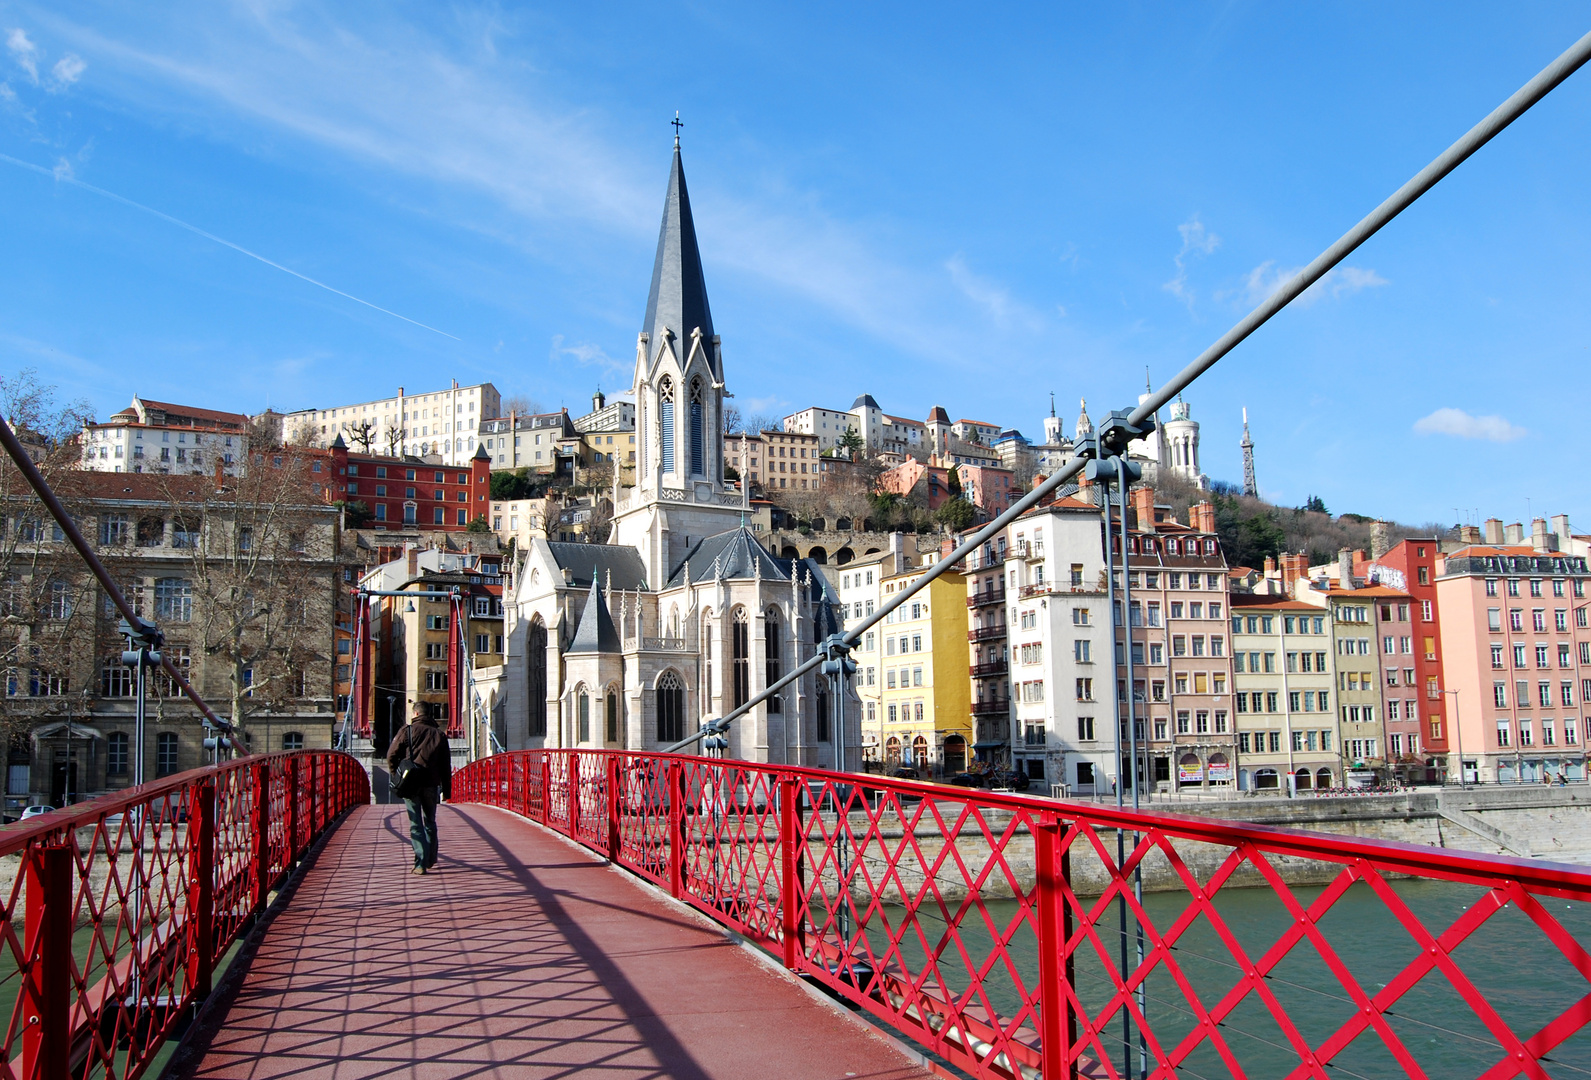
1193 501 1215 534
1483 518 1504 545
1459 524 1481 544
1132 486 1156 532
1370 520 1390 559
1531 518 1554 553
1552 514 1571 547
1504 522 1525 546
1280 553 1303 594
1337 548 1354 590
213 458 225 492
406 546 418 579
1263 555 1276 575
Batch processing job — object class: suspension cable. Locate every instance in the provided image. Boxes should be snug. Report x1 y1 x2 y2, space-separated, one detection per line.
665 26 1591 754
0 416 235 734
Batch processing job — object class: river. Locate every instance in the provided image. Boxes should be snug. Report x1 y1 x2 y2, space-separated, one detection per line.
854 878 1591 1078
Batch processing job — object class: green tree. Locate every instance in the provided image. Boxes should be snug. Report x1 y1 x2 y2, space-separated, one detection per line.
1303 495 1328 515
838 426 865 458
466 515 491 534
934 497 976 532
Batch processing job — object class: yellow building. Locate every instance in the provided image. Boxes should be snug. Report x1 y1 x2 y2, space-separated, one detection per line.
878 560 971 776
578 430 637 484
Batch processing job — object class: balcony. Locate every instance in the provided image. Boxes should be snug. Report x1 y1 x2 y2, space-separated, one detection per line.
968 548 1007 571
970 659 1008 678
969 625 1007 643
972 699 1011 716
967 589 1007 609
1018 583 1053 599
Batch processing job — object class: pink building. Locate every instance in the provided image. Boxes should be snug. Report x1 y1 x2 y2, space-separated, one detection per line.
877 458 954 511
955 463 1017 519
1436 543 1591 783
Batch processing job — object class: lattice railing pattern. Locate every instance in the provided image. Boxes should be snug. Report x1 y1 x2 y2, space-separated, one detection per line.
2 751 368 1080
455 751 1591 1080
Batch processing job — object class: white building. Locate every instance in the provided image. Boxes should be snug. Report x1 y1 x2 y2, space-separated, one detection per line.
575 389 636 433
782 405 858 453
1004 492 1114 793
81 397 250 475
490 499 548 551
282 380 501 467
835 547 905 762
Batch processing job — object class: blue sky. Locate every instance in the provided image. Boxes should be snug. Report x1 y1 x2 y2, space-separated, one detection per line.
1 3 1588 529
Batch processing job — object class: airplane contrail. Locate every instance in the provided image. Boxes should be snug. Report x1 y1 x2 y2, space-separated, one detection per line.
0 153 459 340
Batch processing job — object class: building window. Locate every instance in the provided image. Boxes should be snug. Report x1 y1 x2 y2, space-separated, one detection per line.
659 378 676 473
606 691 619 743
732 609 750 708
578 689 591 743
108 732 129 776
156 732 179 776
282 732 304 751
527 620 547 737
765 611 783 713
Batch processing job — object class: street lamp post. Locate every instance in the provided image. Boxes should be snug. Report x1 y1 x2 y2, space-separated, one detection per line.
1443 689 1467 788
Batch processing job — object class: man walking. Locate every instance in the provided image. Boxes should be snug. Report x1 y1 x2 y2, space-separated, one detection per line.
387 702 452 874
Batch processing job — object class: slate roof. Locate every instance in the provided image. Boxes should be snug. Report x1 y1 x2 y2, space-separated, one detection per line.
665 528 789 588
642 146 717 377
547 543 649 591
568 579 621 654
852 394 881 411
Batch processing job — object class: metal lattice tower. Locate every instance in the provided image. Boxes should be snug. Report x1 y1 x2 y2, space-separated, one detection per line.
1241 407 1257 497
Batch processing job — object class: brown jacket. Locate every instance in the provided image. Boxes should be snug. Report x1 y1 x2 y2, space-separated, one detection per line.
387 718 453 799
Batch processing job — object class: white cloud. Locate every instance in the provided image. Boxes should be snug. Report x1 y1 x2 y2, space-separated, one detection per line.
47 53 84 91
550 335 624 377
51 156 72 181
1239 260 1389 308
6 28 37 83
1164 215 1220 308
1413 407 1527 443
945 255 1042 331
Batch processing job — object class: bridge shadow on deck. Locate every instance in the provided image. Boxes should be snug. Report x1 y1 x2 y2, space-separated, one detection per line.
171 804 931 1080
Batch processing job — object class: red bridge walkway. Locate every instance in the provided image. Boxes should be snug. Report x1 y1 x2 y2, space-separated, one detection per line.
170 803 935 1080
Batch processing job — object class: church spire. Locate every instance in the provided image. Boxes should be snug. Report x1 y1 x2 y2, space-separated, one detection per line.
642 135 717 378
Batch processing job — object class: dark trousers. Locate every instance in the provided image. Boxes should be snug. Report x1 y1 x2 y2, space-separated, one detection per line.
404 787 439 868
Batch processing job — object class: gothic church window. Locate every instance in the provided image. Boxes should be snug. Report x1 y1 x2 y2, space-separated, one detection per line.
657 671 685 744
765 610 783 713
733 608 750 708
660 378 676 474
527 619 547 737
690 380 705 476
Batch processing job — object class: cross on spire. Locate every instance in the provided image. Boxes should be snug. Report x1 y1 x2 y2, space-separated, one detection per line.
672 111 683 147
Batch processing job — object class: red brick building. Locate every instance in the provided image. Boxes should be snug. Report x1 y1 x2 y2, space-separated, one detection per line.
318 435 491 531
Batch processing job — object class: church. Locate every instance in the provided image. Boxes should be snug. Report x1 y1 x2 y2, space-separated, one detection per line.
493 139 861 769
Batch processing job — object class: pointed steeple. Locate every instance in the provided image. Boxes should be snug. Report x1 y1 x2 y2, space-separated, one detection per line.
568 579 620 654
642 142 717 377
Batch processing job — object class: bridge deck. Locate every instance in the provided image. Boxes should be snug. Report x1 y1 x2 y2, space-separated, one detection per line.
172 803 934 1080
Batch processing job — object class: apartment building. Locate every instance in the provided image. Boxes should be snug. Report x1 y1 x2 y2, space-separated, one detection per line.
1364 538 1451 780
1003 495 1111 791
876 557 970 776
81 396 250 476
952 419 1001 444
4 468 339 810
837 551 892 764
283 381 500 467
1436 542 1591 784
878 458 955 510
964 537 1011 763
954 463 1018 519
573 389 636 433
315 436 492 530
751 430 822 491
578 430 639 483
1117 491 1235 792
1295 577 1398 784
782 405 859 453
490 499 548 550
1229 596 1339 792
479 410 578 473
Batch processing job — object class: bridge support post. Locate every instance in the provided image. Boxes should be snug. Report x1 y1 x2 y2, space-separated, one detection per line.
607 756 621 862
779 775 804 970
22 844 70 1080
568 752 581 837
540 755 551 824
1034 817 1077 1080
189 778 217 999
251 762 270 916
285 756 299 867
668 761 685 899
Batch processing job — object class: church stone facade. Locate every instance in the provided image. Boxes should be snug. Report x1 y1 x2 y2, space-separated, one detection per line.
494 142 860 770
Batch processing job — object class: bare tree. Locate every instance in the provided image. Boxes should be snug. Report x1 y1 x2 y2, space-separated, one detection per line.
745 413 783 437
501 394 543 417
384 423 408 457
722 403 743 435
149 451 338 752
348 418 378 452
287 417 322 447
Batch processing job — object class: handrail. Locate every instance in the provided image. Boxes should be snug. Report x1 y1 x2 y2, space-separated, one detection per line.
6 749 369 1080
457 749 1591 1080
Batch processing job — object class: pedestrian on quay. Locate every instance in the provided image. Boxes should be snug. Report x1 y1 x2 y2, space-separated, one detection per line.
387 702 453 875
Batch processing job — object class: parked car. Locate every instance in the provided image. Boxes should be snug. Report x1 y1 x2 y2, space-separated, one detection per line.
19 805 55 820
947 773 984 788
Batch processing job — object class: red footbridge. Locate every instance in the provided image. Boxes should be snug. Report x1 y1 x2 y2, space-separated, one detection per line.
8 748 1591 1080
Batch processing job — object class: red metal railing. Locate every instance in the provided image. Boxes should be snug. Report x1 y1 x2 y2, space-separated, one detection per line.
457 750 1591 1080
1 751 368 1080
